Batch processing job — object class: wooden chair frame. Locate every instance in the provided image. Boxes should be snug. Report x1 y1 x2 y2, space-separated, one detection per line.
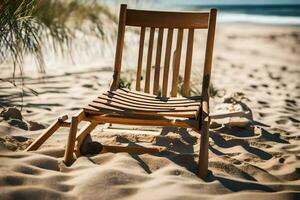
26 4 217 178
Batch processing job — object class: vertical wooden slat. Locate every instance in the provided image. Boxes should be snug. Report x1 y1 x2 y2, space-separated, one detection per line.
153 28 164 95
144 27 155 93
182 29 195 97
170 28 184 97
201 9 217 98
162 28 173 97
198 8 217 179
136 27 146 91
110 4 127 91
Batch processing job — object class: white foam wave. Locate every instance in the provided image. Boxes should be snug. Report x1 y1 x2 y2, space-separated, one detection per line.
219 13 300 25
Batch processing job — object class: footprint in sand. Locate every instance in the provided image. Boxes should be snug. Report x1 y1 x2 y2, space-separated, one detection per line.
257 100 269 105
82 84 94 88
250 84 258 89
276 119 288 125
278 157 285 164
281 66 287 71
285 99 297 106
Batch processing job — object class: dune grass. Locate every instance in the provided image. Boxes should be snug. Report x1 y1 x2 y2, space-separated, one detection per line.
0 0 116 80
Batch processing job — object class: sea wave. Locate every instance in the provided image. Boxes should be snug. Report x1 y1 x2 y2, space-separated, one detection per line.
218 13 300 25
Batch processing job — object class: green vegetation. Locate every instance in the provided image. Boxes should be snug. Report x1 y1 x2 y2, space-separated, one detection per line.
118 78 132 90
0 0 116 79
177 75 221 98
119 70 136 90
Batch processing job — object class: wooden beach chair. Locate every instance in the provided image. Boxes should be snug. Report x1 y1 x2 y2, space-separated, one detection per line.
26 4 217 178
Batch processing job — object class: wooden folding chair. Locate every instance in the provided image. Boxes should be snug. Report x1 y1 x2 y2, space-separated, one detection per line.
26 4 217 178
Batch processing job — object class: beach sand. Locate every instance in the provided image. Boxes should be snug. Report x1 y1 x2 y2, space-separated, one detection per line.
0 23 300 199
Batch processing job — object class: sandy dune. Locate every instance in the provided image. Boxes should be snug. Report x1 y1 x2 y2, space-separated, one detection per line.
0 23 300 199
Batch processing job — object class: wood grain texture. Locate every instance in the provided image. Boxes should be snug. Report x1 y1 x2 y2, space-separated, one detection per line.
162 28 174 97
74 122 98 157
136 26 146 91
85 98 200 118
198 8 217 178
126 9 209 29
91 99 199 112
171 28 184 97
64 111 84 166
183 29 194 97
101 92 201 107
117 89 201 102
145 27 155 93
85 114 199 130
111 4 127 91
25 115 68 151
153 28 164 95
97 95 200 110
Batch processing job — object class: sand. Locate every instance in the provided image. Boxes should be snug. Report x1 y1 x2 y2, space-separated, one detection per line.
0 23 300 200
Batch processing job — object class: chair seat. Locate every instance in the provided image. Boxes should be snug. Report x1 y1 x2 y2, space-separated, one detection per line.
83 89 202 130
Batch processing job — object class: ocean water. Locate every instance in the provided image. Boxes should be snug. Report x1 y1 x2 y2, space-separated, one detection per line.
179 4 300 25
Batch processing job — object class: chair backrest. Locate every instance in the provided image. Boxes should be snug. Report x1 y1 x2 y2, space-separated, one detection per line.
111 4 217 98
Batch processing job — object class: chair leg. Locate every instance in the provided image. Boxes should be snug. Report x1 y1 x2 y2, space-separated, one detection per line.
198 118 210 178
25 115 69 151
74 122 98 157
64 111 83 166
